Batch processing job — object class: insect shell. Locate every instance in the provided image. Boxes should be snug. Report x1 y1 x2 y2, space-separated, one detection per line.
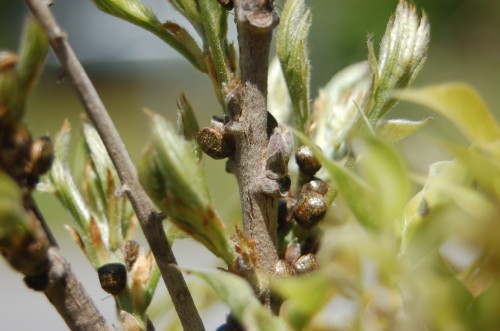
197 126 234 160
26 136 54 176
293 191 327 229
293 254 319 275
295 145 322 176
98 263 127 295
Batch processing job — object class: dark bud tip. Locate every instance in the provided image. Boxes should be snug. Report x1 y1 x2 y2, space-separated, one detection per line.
98 263 127 295
293 254 319 275
295 145 322 176
293 191 327 229
24 272 49 291
197 127 234 159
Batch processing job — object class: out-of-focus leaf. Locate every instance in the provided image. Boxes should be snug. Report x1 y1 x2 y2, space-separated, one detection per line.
396 83 500 151
0 171 30 248
92 0 206 72
187 269 287 331
444 144 500 199
176 91 201 162
16 16 48 99
310 61 370 159
0 52 22 123
167 0 201 29
272 273 333 331
294 130 378 230
277 0 311 132
268 57 291 125
377 117 432 142
140 111 235 264
467 281 500 330
359 137 411 229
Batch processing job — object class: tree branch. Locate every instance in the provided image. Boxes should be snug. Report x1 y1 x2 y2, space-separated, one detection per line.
227 0 280 305
23 1 204 330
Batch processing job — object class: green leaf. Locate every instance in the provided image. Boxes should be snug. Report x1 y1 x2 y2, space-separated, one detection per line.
187 269 287 331
141 111 235 264
176 91 201 162
92 0 207 72
16 16 48 99
377 117 432 142
271 273 332 331
396 83 500 150
277 0 311 132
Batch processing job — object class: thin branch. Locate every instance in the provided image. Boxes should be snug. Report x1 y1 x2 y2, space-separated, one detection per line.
23 1 204 330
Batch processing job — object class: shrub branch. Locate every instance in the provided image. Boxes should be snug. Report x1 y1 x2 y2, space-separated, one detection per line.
23 1 204 330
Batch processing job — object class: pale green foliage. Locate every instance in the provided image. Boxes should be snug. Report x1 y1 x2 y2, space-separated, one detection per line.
42 120 158 328
377 117 433 142
277 0 311 132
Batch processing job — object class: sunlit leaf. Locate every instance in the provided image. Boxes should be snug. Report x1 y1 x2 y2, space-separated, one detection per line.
377 117 432 142
187 269 287 331
396 83 500 150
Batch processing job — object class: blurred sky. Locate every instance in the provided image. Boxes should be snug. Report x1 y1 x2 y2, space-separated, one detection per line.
1 0 500 330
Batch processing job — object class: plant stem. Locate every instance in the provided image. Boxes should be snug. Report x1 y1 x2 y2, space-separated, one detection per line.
23 1 204 330
230 0 279 305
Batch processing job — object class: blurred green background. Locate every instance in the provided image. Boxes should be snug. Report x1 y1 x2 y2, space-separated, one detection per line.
1 0 499 329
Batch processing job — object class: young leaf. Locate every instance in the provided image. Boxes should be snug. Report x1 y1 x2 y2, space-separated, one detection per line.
395 83 500 151
366 0 430 122
377 117 433 142
176 91 201 162
92 0 207 72
187 269 287 331
277 0 311 132
140 111 235 264
309 61 370 159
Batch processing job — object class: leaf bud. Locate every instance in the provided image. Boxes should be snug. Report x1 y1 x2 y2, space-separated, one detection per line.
124 240 140 271
295 145 322 176
98 262 127 295
293 191 327 229
293 253 318 275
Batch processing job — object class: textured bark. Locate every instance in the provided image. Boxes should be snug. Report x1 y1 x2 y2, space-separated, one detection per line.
229 0 281 300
